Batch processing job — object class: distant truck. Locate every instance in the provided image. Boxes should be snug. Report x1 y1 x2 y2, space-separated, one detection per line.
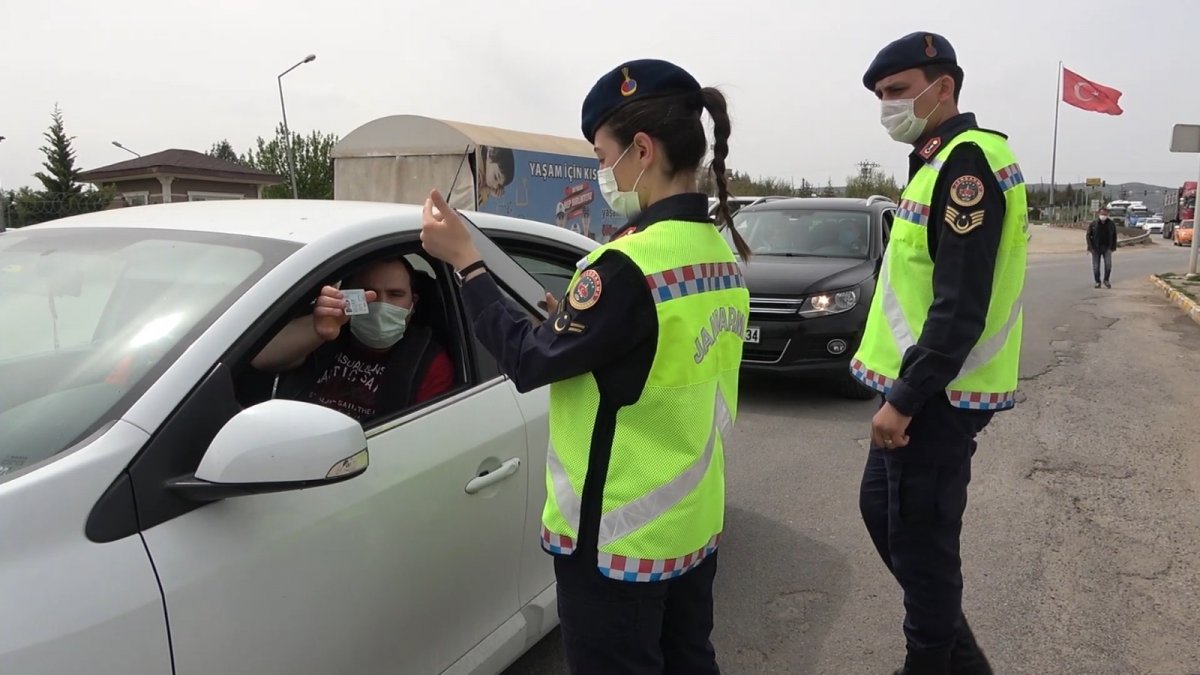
330 115 625 242
1164 181 1197 225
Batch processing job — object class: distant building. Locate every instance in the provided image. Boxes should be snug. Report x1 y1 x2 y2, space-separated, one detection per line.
80 149 284 207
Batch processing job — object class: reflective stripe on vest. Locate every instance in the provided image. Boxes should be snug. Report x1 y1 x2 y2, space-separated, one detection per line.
645 262 745 302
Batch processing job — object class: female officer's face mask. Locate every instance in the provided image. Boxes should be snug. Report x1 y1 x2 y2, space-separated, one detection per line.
880 78 943 144
598 145 645 218
350 302 411 349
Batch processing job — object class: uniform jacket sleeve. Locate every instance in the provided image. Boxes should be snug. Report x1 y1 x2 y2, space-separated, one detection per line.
460 250 658 393
886 143 1007 416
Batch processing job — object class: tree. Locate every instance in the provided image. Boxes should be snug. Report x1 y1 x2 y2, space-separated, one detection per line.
243 125 339 199
207 139 242 165
819 178 838 198
844 167 901 201
11 106 112 226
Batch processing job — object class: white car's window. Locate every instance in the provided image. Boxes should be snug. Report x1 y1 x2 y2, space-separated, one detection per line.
0 228 295 478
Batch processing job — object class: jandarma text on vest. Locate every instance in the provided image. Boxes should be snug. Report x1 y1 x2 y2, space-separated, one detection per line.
694 305 748 363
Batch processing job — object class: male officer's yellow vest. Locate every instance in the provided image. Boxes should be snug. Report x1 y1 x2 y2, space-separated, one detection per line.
541 219 750 582
851 129 1028 410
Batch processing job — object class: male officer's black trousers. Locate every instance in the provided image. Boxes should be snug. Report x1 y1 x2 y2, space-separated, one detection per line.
859 395 995 674
553 549 720 675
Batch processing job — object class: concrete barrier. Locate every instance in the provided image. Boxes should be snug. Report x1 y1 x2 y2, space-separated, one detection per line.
1041 222 1150 247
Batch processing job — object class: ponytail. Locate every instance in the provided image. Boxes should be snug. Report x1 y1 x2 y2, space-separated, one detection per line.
701 87 751 261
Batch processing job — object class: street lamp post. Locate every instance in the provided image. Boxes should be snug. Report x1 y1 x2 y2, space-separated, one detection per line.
278 54 316 200
0 135 7 232
112 141 141 158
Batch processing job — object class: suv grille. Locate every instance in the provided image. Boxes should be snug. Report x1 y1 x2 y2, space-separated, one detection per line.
749 296 803 316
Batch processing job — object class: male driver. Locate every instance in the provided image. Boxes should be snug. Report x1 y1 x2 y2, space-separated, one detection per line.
252 256 453 423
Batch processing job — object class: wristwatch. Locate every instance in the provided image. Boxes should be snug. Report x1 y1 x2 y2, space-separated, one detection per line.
454 260 488 286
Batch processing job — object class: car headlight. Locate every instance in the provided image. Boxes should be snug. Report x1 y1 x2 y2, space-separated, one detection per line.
799 288 859 318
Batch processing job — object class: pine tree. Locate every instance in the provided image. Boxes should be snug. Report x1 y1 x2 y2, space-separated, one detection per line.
12 106 112 226
33 106 85 202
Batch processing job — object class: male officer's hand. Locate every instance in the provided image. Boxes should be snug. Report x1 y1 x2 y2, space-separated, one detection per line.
871 402 912 449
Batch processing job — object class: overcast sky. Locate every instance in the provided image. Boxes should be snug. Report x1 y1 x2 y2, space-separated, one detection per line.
2 0 1196 193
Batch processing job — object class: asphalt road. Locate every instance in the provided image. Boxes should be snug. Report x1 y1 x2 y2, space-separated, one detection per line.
506 236 1199 675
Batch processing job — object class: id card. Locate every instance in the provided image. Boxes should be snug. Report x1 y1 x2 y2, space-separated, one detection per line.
342 289 369 316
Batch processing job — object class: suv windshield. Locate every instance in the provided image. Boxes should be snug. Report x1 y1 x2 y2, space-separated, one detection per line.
731 208 871 259
0 228 295 478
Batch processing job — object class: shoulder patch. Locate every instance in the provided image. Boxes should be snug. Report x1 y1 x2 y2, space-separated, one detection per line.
950 175 985 207
568 269 603 311
919 136 942 160
945 205 986 235
613 226 637 240
551 310 588 335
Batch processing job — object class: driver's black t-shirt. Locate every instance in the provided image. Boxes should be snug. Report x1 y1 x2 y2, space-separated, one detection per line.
305 337 393 422
293 334 454 423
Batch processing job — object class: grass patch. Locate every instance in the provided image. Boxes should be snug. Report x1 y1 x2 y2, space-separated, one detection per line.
1159 272 1200 301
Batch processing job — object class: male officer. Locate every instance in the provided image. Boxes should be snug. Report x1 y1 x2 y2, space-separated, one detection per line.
851 32 1029 675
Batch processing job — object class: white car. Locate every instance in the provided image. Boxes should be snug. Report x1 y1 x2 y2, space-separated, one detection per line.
1141 216 1165 234
0 199 598 675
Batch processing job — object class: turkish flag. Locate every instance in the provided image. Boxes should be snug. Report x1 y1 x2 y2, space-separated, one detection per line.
1062 67 1124 115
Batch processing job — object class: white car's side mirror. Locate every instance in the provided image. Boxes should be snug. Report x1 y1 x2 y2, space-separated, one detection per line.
168 399 368 502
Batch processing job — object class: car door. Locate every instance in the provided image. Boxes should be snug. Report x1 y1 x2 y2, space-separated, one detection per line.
481 231 594 606
132 235 537 675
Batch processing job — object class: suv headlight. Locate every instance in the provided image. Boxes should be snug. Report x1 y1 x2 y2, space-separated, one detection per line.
799 288 859 318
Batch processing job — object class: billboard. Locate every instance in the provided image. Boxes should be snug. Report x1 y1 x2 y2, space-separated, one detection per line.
474 145 626 242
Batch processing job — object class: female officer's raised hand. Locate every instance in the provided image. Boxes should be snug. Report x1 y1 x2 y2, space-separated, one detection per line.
420 189 481 270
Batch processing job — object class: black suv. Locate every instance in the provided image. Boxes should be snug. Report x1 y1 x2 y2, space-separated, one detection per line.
726 196 896 399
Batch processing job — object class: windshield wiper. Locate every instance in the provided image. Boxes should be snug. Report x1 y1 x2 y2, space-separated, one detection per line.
755 252 816 257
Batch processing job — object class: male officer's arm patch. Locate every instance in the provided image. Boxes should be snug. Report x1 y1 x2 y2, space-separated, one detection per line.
550 309 588 335
946 175 987 235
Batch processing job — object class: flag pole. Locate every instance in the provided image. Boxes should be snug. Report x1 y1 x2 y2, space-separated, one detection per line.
1050 61 1062 213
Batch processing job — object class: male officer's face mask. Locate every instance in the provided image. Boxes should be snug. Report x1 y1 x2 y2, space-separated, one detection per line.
598 145 645 218
350 302 411 349
880 78 943 144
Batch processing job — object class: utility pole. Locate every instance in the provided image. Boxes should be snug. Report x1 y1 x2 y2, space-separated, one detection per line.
856 160 880 179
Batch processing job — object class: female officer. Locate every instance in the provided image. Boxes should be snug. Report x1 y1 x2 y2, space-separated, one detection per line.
421 59 751 675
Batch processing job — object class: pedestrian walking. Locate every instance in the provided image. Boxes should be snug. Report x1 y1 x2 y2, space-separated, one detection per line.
420 59 751 675
1087 208 1118 288
851 32 1030 675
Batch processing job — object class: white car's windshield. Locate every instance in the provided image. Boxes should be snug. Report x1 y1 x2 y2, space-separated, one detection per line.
730 209 871 259
0 228 295 478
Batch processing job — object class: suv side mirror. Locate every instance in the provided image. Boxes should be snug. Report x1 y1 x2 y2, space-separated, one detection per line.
168 399 368 502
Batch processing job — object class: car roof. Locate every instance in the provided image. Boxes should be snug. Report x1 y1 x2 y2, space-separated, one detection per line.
737 196 895 212
24 199 598 250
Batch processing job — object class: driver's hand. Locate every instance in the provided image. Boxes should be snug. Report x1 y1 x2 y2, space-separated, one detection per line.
313 286 376 341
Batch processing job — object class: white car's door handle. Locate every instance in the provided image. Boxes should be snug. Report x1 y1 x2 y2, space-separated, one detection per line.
464 458 521 495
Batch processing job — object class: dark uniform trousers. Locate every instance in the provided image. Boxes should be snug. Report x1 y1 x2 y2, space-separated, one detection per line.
553 549 720 675
859 394 995 671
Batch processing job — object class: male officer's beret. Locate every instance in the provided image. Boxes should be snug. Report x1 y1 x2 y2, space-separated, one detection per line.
863 32 958 91
581 59 702 143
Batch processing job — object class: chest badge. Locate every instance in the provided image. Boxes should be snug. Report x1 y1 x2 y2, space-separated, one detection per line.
950 175 985 208
569 269 603 311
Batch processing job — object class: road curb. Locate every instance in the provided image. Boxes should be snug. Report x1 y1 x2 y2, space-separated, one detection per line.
1149 275 1200 327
